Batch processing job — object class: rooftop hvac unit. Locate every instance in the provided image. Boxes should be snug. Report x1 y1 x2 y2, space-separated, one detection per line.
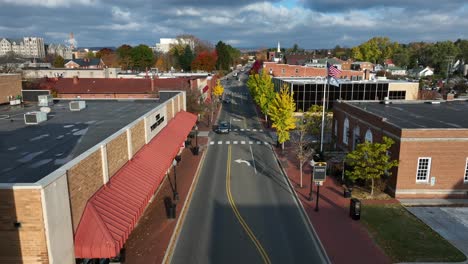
24 111 47 125
38 95 53 106
69 101 86 111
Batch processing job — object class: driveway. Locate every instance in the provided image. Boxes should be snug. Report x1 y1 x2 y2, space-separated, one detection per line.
407 207 468 257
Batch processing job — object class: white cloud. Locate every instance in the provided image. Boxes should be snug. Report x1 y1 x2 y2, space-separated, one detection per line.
95 22 142 31
0 0 97 8
111 6 131 22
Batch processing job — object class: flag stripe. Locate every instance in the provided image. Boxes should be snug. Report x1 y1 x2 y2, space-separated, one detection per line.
327 62 342 77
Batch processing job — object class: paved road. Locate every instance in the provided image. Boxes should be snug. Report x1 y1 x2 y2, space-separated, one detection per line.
170 70 329 263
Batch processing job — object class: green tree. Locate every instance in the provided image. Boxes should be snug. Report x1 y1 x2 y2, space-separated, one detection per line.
86 51 95 58
131 44 155 71
216 41 231 71
392 45 410 67
269 85 296 149
179 45 194 72
116 44 133 70
246 70 275 123
345 136 398 196
53 55 65 68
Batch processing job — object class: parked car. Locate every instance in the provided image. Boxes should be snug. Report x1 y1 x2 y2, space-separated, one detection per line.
223 98 231 104
215 121 230 134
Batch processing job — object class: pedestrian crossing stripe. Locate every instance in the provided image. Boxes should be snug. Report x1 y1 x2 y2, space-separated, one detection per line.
226 141 230 144
246 129 250 131
234 129 238 131
253 129 257 132
218 141 222 144
257 141 261 144
240 129 244 131
210 141 214 145
233 141 238 144
249 141 253 144
241 141 246 144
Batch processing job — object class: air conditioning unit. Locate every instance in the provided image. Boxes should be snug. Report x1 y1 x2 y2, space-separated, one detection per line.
69 101 86 111
24 111 47 125
38 95 53 106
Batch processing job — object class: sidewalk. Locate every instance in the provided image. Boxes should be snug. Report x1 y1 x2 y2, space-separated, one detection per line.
197 104 222 132
275 146 392 264
124 137 208 264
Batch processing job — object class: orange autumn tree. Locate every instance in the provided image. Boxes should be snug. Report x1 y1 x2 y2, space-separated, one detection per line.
191 51 218 72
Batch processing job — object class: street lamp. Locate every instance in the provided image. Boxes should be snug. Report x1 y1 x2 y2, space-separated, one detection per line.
172 159 179 201
195 125 198 148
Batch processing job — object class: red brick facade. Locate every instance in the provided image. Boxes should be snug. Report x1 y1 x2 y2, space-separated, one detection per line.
264 62 364 79
333 102 468 199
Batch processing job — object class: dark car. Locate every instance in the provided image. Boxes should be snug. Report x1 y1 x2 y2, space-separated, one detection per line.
216 121 230 134
223 98 231 104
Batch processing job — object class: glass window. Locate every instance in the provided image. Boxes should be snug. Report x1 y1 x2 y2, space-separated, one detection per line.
416 157 431 182
464 158 468 183
365 129 373 143
389 91 406 100
343 118 349 145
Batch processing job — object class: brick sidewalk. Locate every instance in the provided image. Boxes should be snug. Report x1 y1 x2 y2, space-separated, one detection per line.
124 137 208 264
276 146 392 264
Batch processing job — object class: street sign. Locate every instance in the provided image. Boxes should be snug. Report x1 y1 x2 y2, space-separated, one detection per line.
313 162 327 182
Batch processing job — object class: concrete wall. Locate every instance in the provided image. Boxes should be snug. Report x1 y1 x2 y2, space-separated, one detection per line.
41 175 75 263
389 82 419 100
0 74 22 104
145 105 168 143
0 188 49 264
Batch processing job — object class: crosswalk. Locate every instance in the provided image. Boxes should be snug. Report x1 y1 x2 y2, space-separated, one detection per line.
231 128 263 132
210 141 270 145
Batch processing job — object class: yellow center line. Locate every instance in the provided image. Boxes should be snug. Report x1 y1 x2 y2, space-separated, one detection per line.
226 145 271 264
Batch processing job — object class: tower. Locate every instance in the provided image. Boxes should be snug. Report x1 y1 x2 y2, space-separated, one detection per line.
69 32 75 50
277 41 280 53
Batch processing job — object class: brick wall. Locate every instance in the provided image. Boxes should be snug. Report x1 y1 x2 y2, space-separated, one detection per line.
0 189 49 264
0 74 22 104
130 120 145 156
67 150 103 231
264 62 364 79
106 133 129 177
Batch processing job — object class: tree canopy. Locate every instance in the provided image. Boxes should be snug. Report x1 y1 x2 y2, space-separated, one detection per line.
247 70 275 121
130 44 155 71
345 136 398 196
269 85 296 148
53 55 65 68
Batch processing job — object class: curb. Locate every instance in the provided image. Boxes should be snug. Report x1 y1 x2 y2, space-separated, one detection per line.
270 146 331 264
162 147 208 264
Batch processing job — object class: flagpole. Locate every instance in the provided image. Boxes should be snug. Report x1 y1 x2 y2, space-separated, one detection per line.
320 61 327 153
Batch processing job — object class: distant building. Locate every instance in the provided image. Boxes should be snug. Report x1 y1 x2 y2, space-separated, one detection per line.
408 66 434 78
386 66 407 76
350 61 374 72
47 44 73 60
264 62 363 80
303 58 343 70
22 68 120 78
0 73 22 104
154 38 194 53
64 58 105 69
0 37 46 58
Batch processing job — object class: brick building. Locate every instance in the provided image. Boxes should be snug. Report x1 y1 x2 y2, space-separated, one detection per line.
0 92 197 263
264 61 364 80
0 74 22 104
333 100 468 199
272 77 419 111
29 76 217 100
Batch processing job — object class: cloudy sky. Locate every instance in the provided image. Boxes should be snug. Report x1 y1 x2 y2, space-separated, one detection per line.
0 0 467 49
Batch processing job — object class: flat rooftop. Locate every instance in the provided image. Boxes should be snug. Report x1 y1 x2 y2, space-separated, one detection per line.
348 100 468 129
274 77 416 85
0 99 161 183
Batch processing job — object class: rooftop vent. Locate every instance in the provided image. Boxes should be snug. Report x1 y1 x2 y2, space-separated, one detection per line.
24 111 47 125
38 95 53 107
69 101 86 111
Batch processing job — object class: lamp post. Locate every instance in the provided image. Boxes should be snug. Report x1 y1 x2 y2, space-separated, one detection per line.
195 125 198 148
172 159 179 201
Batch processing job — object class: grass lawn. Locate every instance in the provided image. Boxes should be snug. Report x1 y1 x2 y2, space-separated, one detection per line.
361 204 467 263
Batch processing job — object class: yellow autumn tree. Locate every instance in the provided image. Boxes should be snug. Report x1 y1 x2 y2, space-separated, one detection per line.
212 80 224 101
269 85 296 149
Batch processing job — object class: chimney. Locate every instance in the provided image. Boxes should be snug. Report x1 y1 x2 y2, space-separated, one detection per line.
73 76 79 85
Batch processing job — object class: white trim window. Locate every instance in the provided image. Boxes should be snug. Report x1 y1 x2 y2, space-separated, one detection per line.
365 129 373 143
416 157 431 183
464 158 468 183
343 118 349 145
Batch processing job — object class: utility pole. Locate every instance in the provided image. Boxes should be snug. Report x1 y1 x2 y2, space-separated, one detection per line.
445 56 454 88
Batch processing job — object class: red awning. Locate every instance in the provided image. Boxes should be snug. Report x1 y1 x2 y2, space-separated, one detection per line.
74 111 197 258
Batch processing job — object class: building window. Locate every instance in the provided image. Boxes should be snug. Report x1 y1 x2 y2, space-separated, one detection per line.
464 158 468 183
343 117 349 145
295 68 299 73
365 129 373 143
389 91 406 100
334 119 338 136
416 157 431 182
281 68 285 74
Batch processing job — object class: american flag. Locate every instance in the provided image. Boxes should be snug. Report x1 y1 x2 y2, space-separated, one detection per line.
327 62 341 78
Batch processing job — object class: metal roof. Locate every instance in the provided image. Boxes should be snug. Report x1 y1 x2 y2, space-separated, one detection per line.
0 99 161 183
74 111 197 258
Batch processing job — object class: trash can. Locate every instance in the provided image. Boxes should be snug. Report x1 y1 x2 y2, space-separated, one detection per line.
168 203 176 219
350 198 361 220
343 188 351 198
185 140 192 147
193 146 199 156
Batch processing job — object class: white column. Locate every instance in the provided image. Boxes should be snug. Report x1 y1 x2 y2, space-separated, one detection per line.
101 145 109 184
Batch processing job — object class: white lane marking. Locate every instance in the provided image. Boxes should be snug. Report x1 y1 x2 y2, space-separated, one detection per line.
218 141 222 144
246 129 250 131
233 141 238 144
234 129 238 131
241 129 245 131
241 141 246 144
257 141 261 144
249 145 257 175
253 129 257 132
210 141 215 145
249 141 253 144
226 141 230 145
259 129 263 132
